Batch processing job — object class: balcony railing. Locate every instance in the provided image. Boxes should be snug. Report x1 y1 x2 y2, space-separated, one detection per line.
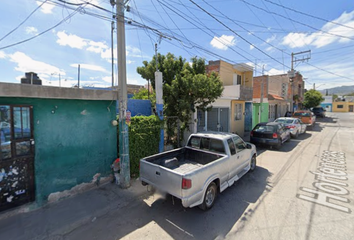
222 85 240 99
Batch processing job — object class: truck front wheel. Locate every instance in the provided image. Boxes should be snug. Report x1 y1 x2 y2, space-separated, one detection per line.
199 182 217 210
250 155 257 171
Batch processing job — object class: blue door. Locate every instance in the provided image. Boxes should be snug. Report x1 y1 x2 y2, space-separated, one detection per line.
244 102 252 133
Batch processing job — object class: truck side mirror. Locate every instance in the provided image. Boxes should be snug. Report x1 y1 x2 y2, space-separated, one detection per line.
246 143 252 149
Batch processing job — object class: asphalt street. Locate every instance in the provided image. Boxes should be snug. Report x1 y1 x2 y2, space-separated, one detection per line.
62 112 353 240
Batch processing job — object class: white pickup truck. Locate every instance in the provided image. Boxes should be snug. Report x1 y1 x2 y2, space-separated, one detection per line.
139 132 257 210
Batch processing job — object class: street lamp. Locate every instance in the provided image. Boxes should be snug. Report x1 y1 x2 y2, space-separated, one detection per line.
51 72 61 87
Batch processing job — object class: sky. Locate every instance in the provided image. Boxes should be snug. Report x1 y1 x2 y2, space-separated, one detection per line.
1 0 354 91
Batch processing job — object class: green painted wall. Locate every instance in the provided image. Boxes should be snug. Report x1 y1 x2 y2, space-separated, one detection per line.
252 103 269 128
0 97 117 204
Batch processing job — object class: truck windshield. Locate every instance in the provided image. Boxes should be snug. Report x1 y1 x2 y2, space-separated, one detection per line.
294 112 310 117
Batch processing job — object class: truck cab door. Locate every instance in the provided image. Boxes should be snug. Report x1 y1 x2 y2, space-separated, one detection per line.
233 136 250 169
226 138 239 181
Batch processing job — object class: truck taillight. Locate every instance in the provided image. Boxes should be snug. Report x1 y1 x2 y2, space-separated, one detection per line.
182 178 192 189
272 133 278 138
250 131 253 137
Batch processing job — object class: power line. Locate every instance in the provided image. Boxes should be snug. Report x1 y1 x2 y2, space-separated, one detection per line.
159 0 267 62
239 0 354 41
0 4 86 50
262 0 309 50
188 0 290 68
304 62 354 82
201 0 290 55
0 0 48 42
264 0 354 31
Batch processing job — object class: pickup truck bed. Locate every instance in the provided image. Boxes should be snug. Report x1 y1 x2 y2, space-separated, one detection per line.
143 147 224 174
140 132 257 210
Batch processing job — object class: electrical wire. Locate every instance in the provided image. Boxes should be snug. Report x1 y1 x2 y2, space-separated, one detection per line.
157 0 200 58
156 0 259 62
0 4 86 50
0 0 48 42
188 0 290 69
304 62 354 82
264 0 354 31
239 0 354 41
201 0 290 55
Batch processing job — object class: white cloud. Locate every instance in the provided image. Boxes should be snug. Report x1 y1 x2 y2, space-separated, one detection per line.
102 76 112 83
101 47 116 61
25 27 38 35
70 63 107 72
282 10 354 48
9 52 63 76
267 68 284 75
0 51 6 59
57 31 87 49
266 35 276 43
36 1 55 14
126 46 142 57
210 35 236 50
266 46 274 52
86 41 109 53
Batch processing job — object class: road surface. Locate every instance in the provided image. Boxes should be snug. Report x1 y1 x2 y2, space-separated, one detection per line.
65 112 354 240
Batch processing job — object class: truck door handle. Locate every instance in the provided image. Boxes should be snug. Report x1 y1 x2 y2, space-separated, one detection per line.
156 171 160 176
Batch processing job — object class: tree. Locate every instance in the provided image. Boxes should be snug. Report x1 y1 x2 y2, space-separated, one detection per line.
132 88 156 106
303 89 324 109
137 54 223 140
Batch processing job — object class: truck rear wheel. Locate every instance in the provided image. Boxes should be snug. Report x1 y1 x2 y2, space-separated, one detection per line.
199 182 217 210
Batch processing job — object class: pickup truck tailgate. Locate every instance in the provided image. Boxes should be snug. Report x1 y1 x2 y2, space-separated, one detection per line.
140 159 183 197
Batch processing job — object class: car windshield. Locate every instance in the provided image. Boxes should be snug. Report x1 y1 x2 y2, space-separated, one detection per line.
294 112 310 117
254 125 276 132
275 119 294 124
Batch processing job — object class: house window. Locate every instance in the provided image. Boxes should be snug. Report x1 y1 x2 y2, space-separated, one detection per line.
337 105 343 109
234 103 242 120
233 74 242 85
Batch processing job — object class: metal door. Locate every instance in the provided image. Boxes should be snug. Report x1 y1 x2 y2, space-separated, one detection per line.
219 108 229 132
244 102 252 133
207 108 218 131
0 105 35 212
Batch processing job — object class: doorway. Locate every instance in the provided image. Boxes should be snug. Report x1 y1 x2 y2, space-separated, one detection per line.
0 105 35 212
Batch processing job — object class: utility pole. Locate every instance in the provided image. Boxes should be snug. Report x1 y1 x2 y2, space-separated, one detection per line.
78 64 80 88
288 50 311 112
117 0 130 188
155 40 164 152
110 0 115 88
259 77 264 124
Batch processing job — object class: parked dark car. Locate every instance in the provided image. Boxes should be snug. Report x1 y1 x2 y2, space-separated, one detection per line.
311 107 326 118
250 122 291 150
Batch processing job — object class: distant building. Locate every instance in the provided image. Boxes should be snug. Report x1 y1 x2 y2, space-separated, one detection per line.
320 96 333 112
20 72 42 85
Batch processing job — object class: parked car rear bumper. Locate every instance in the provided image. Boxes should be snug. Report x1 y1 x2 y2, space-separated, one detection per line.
250 137 279 146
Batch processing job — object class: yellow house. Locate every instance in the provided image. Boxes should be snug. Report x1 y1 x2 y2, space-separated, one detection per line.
332 102 354 112
194 60 253 137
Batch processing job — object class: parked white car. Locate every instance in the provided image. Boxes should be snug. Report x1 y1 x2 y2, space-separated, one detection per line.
274 117 307 138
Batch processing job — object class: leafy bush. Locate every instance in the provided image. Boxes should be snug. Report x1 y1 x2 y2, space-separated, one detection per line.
127 115 162 177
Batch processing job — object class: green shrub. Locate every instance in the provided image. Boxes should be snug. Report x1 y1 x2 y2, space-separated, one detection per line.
128 115 162 177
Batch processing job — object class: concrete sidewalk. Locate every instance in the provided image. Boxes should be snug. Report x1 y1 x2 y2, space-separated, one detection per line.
0 179 150 240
